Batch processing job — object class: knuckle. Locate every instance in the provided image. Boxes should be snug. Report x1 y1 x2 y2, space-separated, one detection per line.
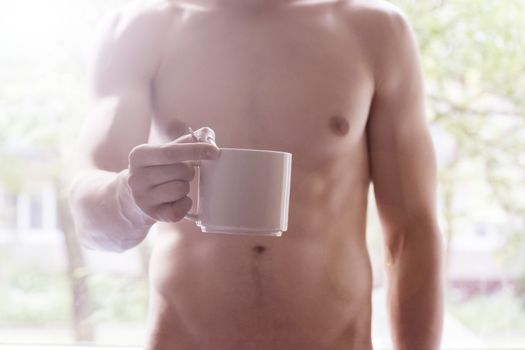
128 145 144 164
128 150 137 164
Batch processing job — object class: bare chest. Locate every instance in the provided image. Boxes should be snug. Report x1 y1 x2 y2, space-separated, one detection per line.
151 6 374 168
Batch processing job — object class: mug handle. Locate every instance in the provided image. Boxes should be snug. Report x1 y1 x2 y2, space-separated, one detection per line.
184 161 201 222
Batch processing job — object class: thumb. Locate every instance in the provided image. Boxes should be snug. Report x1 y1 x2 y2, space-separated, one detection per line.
169 126 217 146
173 127 218 166
193 126 217 147
170 132 195 144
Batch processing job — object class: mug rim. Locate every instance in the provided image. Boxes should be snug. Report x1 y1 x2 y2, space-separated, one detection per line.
219 147 292 156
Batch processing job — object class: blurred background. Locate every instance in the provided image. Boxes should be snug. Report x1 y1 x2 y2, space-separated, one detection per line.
0 0 524 349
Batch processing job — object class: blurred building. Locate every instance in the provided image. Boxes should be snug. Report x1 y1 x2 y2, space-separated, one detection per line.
0 182 146 276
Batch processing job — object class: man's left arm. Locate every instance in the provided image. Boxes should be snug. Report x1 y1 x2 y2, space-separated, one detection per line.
366 10 444 350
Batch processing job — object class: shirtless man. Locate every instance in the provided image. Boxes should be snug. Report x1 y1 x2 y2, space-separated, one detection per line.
69 0 443 349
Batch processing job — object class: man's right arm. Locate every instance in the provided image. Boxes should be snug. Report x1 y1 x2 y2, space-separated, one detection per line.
68 4 219 252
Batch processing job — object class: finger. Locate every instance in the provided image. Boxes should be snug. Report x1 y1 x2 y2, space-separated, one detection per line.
171 132 197 144
139 163 195 188
130 142 220 166
172 129 217 167
155 196 193 222
143 180 190 205
172 127 216 145
193 127 217 146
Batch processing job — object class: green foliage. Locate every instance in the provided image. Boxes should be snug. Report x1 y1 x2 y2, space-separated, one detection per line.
88 273 149 324
0 256 71 325
392 0 525 278
0 0 128 188
448 288 525 338
0 266 148 326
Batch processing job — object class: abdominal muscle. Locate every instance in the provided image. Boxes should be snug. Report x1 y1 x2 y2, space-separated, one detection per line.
145 172 374 350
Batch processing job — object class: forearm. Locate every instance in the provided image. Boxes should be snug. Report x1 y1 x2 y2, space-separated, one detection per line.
69 169 156 252
386 228 444 350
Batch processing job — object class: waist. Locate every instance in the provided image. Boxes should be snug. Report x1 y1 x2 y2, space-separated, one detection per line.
147 223 373 349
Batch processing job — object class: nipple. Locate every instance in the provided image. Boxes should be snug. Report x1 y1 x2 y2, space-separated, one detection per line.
166 120 189 139
329 115 350 136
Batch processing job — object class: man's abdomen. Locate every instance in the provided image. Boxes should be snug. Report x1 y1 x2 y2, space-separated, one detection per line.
147 215 374 350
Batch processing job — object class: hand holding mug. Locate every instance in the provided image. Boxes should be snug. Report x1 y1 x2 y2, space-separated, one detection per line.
125 127 220 222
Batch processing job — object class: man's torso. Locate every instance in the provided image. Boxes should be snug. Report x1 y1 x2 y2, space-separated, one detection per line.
136 0 389 348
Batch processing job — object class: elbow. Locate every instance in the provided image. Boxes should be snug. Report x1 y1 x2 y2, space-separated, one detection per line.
385 221 444 266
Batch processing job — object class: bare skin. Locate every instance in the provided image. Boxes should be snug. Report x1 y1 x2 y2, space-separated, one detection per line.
69 0 443 349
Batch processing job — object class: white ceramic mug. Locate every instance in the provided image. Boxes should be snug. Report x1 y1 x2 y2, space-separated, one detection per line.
184 148 292 236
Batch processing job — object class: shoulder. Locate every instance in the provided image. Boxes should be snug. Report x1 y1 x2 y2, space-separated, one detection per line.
89 1 180 92
338 0 418 82
337 0 413 50
339 0 410 31
97 0 177 41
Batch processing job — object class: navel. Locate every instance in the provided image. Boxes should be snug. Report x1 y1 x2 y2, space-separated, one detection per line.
329 115 350 136
251 245 267 307
252 245 267 254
